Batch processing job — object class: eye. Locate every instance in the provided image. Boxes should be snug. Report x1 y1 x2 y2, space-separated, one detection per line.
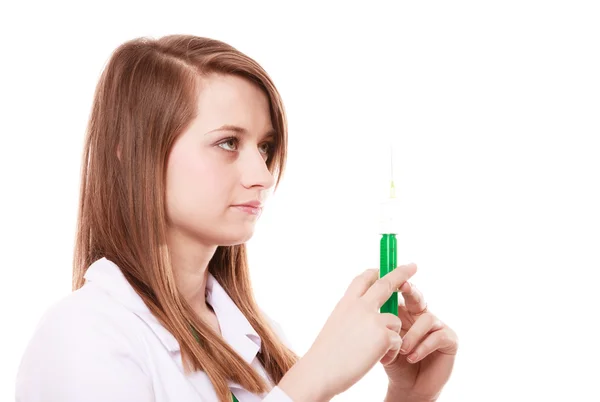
217 137 239 151
259 142 273 156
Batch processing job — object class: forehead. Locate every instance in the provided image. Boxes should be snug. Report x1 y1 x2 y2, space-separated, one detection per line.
195 73 272 132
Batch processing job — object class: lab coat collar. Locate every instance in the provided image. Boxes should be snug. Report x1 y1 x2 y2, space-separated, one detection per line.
83 257 262 366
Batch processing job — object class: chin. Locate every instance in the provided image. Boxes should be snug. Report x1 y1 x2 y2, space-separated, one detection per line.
217 227 256 246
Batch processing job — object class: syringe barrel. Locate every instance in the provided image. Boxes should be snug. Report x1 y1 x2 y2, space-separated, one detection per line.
379 233 398 316
379 197 401 234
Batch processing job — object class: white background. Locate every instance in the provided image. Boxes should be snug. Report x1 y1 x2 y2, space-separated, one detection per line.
1 1 599 401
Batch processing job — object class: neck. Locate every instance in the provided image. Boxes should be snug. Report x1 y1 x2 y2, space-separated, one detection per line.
167 228 218 317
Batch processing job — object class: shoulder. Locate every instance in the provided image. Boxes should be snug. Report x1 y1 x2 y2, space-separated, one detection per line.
23 283 147 351
16 285 153 402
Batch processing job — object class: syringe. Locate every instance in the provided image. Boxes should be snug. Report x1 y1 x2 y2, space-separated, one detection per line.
379 143 400 317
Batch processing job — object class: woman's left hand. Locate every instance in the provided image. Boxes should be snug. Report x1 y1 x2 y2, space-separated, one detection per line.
380 269 459 401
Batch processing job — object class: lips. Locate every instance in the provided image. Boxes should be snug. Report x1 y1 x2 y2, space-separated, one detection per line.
234 201 263 208
233 205 262 216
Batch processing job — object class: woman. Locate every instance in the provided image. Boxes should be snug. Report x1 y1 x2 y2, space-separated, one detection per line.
16 34 458 402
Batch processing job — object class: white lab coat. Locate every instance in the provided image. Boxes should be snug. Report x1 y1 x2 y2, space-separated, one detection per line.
15 257 295 402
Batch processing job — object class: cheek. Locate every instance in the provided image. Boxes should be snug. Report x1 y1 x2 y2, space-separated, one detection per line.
165 148 228 224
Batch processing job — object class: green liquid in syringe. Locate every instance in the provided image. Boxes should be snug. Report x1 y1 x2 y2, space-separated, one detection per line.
379 233 398 316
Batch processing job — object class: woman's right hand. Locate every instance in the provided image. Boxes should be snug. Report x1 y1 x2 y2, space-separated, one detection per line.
278 263 417 401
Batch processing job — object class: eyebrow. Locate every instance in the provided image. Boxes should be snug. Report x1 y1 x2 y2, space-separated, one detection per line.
205 124 276 139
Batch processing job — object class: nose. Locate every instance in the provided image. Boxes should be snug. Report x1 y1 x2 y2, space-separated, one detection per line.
239 148 275 191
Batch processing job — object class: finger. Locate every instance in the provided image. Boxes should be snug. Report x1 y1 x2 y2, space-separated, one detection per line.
399 312 444 356
380 330 402 366
362 263 417 309
378 313 402 334
344 268 379 299
379 314 402 366
398 280 428 317
404 328 458 364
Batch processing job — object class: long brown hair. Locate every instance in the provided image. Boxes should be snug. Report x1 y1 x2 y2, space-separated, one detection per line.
72 34 298 401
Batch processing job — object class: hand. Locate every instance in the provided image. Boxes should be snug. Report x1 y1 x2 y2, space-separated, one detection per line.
299 264 419 400
381 265 458 402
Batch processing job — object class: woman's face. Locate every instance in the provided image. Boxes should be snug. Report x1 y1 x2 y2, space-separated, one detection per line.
165 73 276 247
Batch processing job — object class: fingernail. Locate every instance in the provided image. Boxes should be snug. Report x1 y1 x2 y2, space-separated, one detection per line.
407 352 418 363
400 343 409 354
